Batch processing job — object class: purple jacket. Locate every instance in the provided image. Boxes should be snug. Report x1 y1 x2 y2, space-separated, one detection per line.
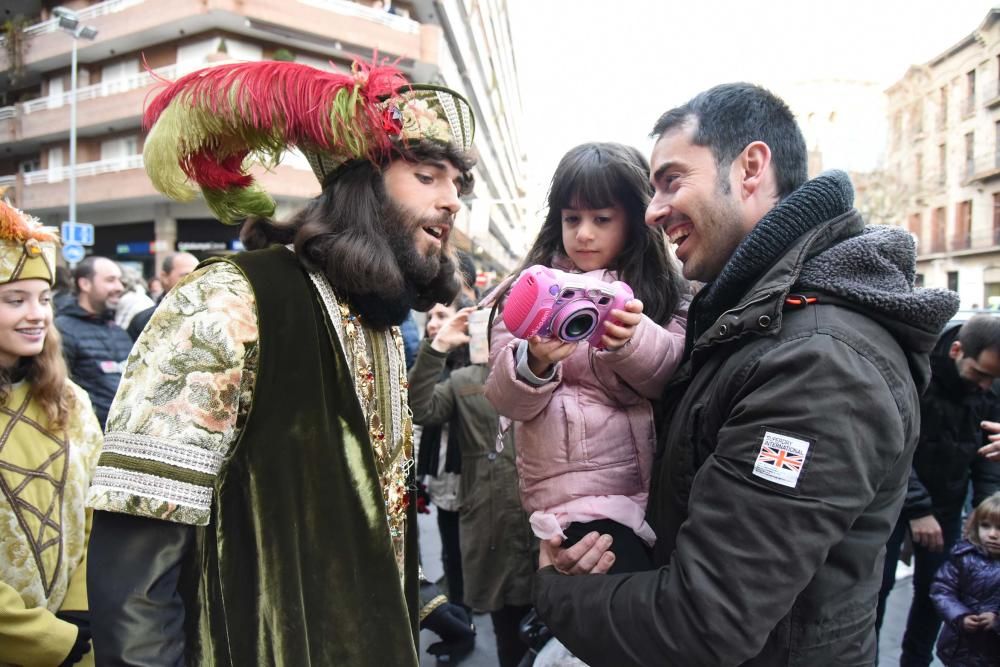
930 540 1000 666
485 271 686 515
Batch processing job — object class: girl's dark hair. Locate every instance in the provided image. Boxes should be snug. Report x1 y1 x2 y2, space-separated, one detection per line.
966 492 1000 548
505 142 684 325
240 139 475 308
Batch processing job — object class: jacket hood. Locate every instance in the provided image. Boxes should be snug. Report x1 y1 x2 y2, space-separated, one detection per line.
796 222 958 356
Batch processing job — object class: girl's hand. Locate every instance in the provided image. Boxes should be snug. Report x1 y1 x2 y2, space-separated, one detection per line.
430 307 474 353
962 612 996 632
601 299 644 351
527 335 577 377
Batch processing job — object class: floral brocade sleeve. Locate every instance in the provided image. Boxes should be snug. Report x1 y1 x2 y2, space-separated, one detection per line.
86 262 259 526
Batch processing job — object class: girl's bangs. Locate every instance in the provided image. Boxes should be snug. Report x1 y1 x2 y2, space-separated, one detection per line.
551 159 622 212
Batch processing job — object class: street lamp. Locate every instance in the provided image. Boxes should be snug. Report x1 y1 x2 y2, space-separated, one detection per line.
53 7 97 226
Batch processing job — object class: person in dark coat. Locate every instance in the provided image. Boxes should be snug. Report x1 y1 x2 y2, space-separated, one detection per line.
126 252 199 341
54 256 131 427
409 303 535 667
876 315 1000 664
530 83 959 666
930 492 1000 667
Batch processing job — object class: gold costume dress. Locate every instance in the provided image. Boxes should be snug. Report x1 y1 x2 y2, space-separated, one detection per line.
0 381 103 667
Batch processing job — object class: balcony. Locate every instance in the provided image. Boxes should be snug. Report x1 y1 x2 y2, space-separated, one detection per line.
0 107 15 143
0 0 439 74
962 96 976 119
14 64 178 142
984 80 1000 109
965 154 1000 184
5 154 321 214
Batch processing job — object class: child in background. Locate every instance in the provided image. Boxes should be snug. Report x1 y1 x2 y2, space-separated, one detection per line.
485 142 687 574
930 492 1000 666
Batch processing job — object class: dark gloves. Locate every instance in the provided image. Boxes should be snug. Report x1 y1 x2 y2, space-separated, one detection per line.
422 602 476 663
57 611 92 666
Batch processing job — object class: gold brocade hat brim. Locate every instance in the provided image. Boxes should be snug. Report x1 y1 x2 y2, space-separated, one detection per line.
0 201 58 286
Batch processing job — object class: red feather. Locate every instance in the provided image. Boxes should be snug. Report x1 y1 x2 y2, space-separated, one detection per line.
181 150 253 190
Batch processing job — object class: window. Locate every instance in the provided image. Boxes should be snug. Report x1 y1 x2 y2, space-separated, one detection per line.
954 200 972 250
100 136 139 161
966 69 977 116
908 212 923 248
100 58 139 95
966 132 976 179
995 121 1000 168
932 206 947 253
47 76 64 108
939 143 948 185
911 102 923 135
948 271 959 292
47 147 63 182
939 85 948 130
993 192 1000 244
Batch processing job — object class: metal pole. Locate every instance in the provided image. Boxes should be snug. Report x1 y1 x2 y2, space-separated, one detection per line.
68 35 77 225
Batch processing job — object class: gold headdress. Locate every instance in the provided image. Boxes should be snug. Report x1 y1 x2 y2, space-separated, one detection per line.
0 200 58 285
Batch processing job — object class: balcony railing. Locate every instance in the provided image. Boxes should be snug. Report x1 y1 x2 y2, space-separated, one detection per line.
984 80 1000 108
0 175 17 188
22 154 144 185
298 0 420 33
962 96 976 118
22 64 178 113
19 0 146 38
965 154 1000 183
0 106 15 120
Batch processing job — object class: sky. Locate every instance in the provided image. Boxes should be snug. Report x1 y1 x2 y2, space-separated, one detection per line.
507 0 999 210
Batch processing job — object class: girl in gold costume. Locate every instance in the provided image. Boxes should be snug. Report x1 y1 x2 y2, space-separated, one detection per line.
0 200 103 666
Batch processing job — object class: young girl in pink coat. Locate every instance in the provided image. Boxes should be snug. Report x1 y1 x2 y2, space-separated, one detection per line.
485 142 688 573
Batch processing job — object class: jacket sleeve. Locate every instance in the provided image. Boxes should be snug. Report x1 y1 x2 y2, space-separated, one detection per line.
593 312 686 399
484 314 561 422
930 556 972 627
59 507 93 613
534 333 909 667
88 510 191 666
408 340 457 426
0 580 78 666
903 466 934 520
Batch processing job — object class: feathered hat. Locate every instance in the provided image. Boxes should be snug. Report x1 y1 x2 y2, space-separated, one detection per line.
0 200 58 285
142 60 476 224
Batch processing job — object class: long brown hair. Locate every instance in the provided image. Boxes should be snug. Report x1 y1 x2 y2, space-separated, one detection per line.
241 139 476 315
0 322 74 431
502 142 685 325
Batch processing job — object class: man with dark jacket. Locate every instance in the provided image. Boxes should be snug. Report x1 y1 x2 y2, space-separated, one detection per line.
532 83 960 666
876 314 1000 665
55 256 132 427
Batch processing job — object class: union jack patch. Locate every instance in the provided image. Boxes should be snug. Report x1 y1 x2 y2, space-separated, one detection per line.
752 431 811 488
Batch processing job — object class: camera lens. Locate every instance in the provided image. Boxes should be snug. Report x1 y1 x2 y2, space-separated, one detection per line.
562 312 596 340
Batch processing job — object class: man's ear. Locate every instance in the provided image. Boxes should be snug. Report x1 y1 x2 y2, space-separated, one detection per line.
950 340 963 360
737 141 772 200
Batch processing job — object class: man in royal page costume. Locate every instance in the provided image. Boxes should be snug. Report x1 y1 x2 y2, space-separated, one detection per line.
84 60 476 665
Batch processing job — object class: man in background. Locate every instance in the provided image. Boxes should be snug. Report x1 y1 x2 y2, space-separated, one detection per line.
127 252 199 340
55 256 132 427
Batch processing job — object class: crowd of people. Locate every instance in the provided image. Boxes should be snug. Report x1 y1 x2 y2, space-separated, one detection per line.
2 57 1000 667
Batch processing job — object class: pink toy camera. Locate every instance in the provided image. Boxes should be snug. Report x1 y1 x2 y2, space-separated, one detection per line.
501 265 634 349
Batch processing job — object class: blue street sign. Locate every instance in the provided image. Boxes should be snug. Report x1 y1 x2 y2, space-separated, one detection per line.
61 221 94 246
62 242 86 264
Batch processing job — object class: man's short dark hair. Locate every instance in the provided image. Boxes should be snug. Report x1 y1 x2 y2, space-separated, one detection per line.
958 314 1000 359
650 83 808 199
72 255 104 293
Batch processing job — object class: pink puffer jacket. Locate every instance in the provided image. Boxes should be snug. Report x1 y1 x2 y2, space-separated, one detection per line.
485 270 686 517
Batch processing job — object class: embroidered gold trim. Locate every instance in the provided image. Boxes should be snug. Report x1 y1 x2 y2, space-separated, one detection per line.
307 271 413 579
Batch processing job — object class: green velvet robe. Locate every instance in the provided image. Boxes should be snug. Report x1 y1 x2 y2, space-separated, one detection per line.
181 247 419 665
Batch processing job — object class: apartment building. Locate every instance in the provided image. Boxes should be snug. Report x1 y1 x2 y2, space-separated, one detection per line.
0 0 528 276
886 8 1000 308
